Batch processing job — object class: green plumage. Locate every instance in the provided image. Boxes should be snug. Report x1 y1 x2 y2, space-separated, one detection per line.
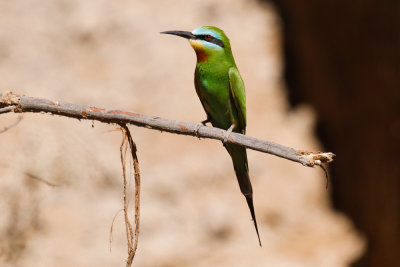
162 26 261 246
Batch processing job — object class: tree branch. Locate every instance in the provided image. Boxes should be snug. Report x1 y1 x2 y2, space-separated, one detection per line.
0 91 335 167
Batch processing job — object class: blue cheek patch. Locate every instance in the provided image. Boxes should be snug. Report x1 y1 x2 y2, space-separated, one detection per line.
202 40 223 50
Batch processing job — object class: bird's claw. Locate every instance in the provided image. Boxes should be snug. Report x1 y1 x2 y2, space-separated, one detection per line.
223 124 235 144
194 118 211 138
194 123 204 139
201 118 211 125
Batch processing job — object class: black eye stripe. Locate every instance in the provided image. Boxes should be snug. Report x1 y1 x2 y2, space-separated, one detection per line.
196 34 225 47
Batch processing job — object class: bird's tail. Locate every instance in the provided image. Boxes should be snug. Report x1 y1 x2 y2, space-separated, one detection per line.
225 143 262 246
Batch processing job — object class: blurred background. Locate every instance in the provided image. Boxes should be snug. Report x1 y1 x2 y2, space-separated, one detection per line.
0 0 397 266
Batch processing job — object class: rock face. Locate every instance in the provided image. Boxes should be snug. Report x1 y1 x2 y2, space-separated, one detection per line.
269 0 400 266
0 0 364 266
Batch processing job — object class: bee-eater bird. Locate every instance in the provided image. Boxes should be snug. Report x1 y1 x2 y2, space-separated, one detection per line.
161 26 261 246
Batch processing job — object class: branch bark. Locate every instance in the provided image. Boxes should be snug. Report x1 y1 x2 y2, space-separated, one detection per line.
0 91 335 167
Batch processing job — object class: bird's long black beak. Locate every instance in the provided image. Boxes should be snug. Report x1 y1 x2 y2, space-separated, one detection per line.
160 31 195 39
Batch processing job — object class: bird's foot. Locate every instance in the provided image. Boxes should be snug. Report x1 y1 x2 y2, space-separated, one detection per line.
201 118 211 125
194 118 211 139
223 124 235 144
194 123 203 138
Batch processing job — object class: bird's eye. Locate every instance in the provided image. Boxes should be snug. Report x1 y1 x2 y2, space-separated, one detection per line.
205 35 211 40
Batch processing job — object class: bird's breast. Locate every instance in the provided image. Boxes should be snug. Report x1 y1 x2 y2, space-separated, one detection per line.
195 66 230 105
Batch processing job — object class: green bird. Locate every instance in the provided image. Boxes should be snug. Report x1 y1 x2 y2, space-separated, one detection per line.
161 26 261 246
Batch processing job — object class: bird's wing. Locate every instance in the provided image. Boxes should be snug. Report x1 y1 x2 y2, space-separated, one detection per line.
228 67 247 134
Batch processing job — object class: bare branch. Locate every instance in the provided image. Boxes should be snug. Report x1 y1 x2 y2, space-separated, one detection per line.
0 91 335 167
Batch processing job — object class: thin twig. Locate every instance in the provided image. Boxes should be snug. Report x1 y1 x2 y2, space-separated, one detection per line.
109 209 123 252
0 105 17 114
123 125 140 266
24 172 60 187
319 164 329 189
120 130 134 253
0 91 336 167
0 115 23 134
0 163 59 187
119 125 141 266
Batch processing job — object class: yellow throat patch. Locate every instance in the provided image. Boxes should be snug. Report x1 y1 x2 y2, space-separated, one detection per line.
189 39 207 62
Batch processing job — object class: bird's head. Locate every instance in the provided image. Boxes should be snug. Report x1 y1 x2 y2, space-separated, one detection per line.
161 26 232 62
